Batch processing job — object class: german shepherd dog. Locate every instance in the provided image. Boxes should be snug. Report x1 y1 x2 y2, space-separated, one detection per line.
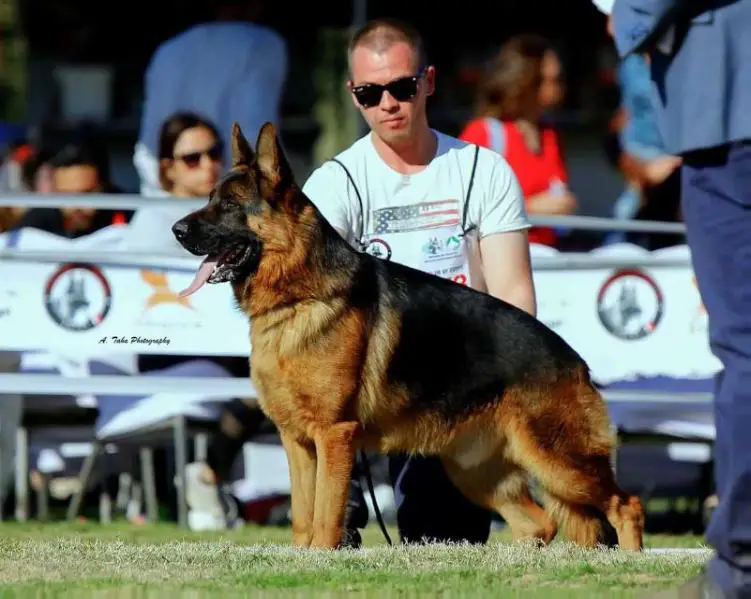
172 122 644 551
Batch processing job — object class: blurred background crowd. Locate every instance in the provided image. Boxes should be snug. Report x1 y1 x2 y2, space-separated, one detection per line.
0 0 683 251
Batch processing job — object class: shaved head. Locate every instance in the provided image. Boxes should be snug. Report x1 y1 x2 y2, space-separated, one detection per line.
348 18 427 74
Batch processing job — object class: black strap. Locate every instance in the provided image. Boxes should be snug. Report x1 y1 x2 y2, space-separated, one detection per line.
461 144 480 235
330 158 365 248
358 450 393 546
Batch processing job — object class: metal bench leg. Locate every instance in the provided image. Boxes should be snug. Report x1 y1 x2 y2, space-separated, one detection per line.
139 447 159 522
36 472 49 521
14 427 28 521
99 490 112 524
173 416 188 528
194 433 208 462
0 352 21 521
66 441 103 521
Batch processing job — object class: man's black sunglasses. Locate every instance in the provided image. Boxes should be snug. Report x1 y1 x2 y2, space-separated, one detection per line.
350 68 427 109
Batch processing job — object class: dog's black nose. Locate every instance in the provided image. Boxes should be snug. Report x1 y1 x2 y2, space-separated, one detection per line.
172 220 190 240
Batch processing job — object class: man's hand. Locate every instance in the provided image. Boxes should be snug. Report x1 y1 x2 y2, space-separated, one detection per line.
557 191 578 215
644 155 682 185
479 230 537 317
620 152 681 189
527 190 578 216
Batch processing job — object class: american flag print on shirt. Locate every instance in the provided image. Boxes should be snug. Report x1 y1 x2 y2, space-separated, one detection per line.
372 199 461 235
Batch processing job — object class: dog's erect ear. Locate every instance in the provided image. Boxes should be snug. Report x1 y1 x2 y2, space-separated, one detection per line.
255 122 293 197
231 122 255 168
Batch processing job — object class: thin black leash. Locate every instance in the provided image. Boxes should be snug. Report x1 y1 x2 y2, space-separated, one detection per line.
334 147 481 549
358 450 393 546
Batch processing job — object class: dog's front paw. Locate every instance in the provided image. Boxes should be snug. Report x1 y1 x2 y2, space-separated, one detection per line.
336 528 363 550
292 529 313 547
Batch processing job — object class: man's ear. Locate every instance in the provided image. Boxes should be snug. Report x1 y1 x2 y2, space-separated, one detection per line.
347 80 362 111
423 65 436 97
255 122 294 196
231 122 255 168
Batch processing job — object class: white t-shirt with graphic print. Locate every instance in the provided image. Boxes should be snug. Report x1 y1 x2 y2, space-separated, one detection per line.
301 129 530 251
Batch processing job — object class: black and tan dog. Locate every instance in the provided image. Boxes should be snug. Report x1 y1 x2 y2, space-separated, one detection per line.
172 122 644 551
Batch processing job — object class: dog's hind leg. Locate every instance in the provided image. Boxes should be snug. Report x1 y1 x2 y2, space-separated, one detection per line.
280 430 317 547
542 494 619 548
442 458 558 546
494 473 558 546
310 422 359 549
529 457 641 550
504 381 644 551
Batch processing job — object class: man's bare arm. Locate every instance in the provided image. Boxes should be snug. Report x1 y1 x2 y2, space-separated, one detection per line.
479 230 537 317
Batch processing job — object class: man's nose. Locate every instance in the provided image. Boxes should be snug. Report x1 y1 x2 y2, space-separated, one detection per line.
172 219 190 240
379 91 399 110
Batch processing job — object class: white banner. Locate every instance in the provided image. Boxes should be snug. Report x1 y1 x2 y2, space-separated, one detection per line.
533 243 720 384
0 227 250 358
0 227 720 384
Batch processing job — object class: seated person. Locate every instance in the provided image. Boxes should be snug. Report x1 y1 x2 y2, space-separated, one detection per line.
0 145 54 231
126 112 223 255
128 111 239 373
11 139 132 238
132 113 272 529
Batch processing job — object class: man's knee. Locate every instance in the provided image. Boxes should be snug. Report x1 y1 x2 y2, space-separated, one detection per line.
391 455 492 544
205 398 265 482
218 397 264 439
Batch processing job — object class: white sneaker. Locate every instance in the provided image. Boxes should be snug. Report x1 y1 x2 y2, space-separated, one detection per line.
184 462 239 531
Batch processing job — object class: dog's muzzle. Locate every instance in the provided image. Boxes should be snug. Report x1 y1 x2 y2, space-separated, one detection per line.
172 216 260 297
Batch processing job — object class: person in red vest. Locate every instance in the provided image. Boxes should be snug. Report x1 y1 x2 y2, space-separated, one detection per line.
459 35 577 248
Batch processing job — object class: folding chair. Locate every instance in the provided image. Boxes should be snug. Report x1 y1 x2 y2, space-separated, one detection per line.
66 359 238 527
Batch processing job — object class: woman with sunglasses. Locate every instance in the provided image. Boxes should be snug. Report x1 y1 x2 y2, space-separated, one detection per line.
127 112 253 531
126 112 223 254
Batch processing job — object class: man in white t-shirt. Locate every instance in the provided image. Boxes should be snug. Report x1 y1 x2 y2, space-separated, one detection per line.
302 18 536 548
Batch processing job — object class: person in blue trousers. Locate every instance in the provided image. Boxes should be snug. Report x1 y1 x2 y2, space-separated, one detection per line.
609 0 751 595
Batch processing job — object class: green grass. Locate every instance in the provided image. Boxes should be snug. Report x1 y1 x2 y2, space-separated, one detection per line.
0 521 709 598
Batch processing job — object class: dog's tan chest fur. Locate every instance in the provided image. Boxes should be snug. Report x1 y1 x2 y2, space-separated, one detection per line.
249 299 369 441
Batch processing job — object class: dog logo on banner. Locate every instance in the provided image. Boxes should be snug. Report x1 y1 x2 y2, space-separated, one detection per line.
596 268 664 341
44 263 112 332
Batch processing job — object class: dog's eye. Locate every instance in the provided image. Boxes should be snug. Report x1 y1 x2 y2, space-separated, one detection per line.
220 194 240 208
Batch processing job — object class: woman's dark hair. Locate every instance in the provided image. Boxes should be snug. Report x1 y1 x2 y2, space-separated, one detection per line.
49 142 107 172
474 34 556 121
47 136 124 192
157 112 221 191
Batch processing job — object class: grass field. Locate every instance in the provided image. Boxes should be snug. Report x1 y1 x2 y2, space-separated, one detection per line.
0 521 710 598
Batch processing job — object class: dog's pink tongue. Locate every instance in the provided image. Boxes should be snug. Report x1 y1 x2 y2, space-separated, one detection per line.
179 257 217 297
